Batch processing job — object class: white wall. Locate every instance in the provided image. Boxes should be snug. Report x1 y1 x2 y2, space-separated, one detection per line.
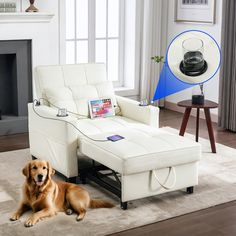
22 0 60 66
165 0 223 116
0 0 59 66
0 0 223 106
0 1 60 97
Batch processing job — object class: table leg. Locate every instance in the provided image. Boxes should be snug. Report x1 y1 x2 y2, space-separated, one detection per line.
179 108 192 136
196 108 200 142
204 108 216 153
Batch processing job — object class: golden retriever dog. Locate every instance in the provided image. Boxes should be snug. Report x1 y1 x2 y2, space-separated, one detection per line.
10 160 114 227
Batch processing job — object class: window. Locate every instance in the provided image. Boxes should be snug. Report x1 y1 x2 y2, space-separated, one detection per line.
64 0 124 86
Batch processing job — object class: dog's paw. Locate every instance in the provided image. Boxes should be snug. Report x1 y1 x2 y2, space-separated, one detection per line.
76 216 83 221
76 214 85 221
66 209 73 215
10 213 20 221
24 217 37 227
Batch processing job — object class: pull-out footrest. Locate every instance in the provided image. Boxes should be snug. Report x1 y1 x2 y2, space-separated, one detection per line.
79 127 201 209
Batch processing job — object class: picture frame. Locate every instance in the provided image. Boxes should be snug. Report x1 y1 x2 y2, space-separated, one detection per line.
0 0 21 12
175 0 215 24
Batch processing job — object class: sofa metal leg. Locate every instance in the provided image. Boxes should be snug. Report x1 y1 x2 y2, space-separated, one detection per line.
32 155 37 160
66 177 77 184
187 186 194 194
120 201 128 210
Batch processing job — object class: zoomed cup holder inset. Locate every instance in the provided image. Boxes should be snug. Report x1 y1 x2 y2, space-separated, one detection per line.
180 38 208 76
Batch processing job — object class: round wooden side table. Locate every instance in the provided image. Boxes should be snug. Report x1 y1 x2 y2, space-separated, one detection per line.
177 100 218 153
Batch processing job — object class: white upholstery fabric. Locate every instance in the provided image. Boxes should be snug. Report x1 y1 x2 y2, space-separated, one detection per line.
29 63 200 204
79 128 201 175
122 162 198 202
28 104 78 177
28 101 159 178
44 87 77 113
35 64 117 117
116 95 159 127
75 116 144 136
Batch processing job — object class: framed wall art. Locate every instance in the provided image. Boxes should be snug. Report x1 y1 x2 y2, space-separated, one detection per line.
175 0 215 24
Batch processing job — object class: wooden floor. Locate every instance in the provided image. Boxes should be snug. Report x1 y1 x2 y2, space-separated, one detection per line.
0 133 29 152
1 109 236 235
112 109 236 236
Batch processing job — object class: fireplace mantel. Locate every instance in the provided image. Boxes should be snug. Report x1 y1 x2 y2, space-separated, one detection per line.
0 12 54 23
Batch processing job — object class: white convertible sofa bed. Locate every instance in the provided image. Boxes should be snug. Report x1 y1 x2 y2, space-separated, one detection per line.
28 63 201 209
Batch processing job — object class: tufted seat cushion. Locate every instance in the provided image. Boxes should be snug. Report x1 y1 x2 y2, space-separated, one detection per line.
75 116 140 135
78 125 201 175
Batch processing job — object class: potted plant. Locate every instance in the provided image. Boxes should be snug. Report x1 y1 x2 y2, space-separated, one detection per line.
151 56 165 64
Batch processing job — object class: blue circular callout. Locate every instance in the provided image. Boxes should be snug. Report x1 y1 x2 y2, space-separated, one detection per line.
166 29 221 85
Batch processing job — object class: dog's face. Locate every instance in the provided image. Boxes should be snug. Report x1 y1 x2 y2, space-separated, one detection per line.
22 160 55 186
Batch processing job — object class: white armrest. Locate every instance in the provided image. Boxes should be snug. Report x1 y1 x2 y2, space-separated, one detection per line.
28 103 79 178
115 95 159 128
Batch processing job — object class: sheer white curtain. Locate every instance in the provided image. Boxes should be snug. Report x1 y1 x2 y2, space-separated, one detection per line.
139 0 168 106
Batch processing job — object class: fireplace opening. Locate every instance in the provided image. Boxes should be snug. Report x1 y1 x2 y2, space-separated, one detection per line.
0 53 18 118
0 40 32 135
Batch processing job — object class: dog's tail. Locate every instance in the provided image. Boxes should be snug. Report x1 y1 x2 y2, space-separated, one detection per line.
90 199 114 209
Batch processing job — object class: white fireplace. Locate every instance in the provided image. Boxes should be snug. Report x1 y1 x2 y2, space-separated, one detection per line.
0 1 58 134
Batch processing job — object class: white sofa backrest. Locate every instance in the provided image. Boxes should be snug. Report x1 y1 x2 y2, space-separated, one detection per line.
35 63 116 117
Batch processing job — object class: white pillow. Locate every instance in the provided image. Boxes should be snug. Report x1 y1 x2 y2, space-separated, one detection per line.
95 81 119 115
69 81 118 117
44 81 118 118
44 87 78 114
95 81 117 107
